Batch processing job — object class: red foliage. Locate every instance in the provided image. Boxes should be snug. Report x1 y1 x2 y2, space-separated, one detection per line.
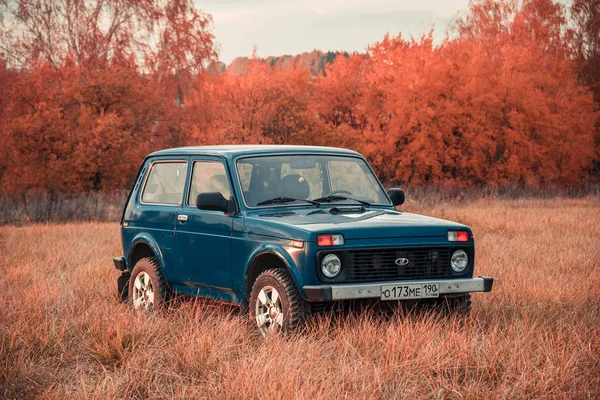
186 57 316 145
0 0 597 195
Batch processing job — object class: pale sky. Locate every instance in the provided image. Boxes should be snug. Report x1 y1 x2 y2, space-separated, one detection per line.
196 0 472 64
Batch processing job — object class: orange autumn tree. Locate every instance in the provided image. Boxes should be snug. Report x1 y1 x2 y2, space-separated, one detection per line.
571 0 600 175
0 0 215 194
313 0 596 187
186 57 318 145
452 0 596 186
0 0 598 200
311 53 370 150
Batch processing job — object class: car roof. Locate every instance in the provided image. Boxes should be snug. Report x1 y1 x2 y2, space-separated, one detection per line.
149 145 362 159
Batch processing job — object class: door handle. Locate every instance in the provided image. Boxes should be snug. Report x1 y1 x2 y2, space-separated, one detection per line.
178 214 188 222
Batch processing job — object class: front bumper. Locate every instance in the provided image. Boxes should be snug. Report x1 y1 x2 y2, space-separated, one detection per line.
303 276 493 302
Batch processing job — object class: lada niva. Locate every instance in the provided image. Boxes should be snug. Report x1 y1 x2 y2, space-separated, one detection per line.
113 145 493 335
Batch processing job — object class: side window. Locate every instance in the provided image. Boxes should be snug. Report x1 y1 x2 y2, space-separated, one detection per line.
187 161 232 206
237 162 253 191
141 161 188 205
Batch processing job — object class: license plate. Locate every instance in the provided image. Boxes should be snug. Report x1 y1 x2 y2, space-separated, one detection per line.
381 283 440 300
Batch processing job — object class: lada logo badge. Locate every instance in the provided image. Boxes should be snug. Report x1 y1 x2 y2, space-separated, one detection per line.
395 258 409 266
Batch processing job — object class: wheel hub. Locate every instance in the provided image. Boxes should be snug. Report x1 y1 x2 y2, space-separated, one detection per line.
133 272 154 310
255 286 283 336
268 305 279 319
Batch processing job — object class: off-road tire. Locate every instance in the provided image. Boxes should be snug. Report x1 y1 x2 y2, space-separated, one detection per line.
249 269 309 335
129 257 169 310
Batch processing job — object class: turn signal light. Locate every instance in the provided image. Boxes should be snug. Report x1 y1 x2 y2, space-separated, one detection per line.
447 230 470 242
317 234 344 246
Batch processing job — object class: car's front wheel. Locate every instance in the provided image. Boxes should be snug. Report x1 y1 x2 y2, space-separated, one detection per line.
249 269 308 336
129 257 169 311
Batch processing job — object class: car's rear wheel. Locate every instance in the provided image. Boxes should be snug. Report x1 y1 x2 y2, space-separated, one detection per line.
129 257 169 311
249 269 308 336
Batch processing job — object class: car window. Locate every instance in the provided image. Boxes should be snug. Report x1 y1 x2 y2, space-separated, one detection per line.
280 162 324 199
187 161 231 206
236 155 390 207
328 160 384 201
141 161 188 205
237 162 252 191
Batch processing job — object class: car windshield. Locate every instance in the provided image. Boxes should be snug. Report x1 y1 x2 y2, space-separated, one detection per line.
236 154 390 207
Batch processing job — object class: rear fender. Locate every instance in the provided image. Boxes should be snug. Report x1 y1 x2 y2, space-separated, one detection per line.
127 233 167 275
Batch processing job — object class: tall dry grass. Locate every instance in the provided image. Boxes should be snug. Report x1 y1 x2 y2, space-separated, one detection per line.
0 192 128 225
1 185 598 225
0 198 599 399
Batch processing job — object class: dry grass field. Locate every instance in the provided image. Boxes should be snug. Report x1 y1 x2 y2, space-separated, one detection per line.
1 198 599 399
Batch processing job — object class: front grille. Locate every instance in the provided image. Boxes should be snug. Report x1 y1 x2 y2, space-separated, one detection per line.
346 247 452 282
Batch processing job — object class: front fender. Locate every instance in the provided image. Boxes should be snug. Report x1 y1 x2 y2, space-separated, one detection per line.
244 243 307 298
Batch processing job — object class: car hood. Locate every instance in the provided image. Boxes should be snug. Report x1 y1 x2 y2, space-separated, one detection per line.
244 207 469 241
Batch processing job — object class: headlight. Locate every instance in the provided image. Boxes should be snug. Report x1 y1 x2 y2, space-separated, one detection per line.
321 254 341 278
450 250 469 272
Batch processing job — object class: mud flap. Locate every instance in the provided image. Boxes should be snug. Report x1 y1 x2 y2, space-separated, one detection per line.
117 271 131 302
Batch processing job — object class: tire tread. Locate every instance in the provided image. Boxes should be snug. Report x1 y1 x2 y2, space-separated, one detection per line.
129 257 170 308
249 268 308 333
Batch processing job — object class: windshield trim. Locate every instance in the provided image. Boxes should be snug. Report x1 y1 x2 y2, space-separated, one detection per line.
233 152 393 210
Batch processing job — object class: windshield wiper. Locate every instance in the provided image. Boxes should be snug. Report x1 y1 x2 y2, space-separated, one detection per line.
256 197 320 206
312 195 371 207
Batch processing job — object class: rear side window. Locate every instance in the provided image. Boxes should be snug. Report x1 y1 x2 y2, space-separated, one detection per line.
187 161 231 206
141 161 188 205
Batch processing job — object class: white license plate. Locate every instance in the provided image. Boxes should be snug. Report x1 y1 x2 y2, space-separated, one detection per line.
381 283 440 300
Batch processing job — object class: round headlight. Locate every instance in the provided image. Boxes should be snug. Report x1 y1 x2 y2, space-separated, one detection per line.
321 254 341 278
450 250 469 272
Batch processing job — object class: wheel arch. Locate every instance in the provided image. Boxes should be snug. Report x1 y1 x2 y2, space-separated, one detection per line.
245 248 304 298
127 234 166 274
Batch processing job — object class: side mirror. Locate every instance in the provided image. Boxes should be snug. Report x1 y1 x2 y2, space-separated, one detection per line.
388 188 405 206
196 192 235 214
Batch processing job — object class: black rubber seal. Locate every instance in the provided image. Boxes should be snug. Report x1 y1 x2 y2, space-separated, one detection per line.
480 276 494 292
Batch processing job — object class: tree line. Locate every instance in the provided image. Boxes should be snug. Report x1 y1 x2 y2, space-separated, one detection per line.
0 0 598 197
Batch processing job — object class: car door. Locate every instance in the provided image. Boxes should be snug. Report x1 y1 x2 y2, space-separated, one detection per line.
174 157 234 290
133 158 188 282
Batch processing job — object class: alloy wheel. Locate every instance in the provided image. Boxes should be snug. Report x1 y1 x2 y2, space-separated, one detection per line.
132 271 155 310
255 285 284 336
